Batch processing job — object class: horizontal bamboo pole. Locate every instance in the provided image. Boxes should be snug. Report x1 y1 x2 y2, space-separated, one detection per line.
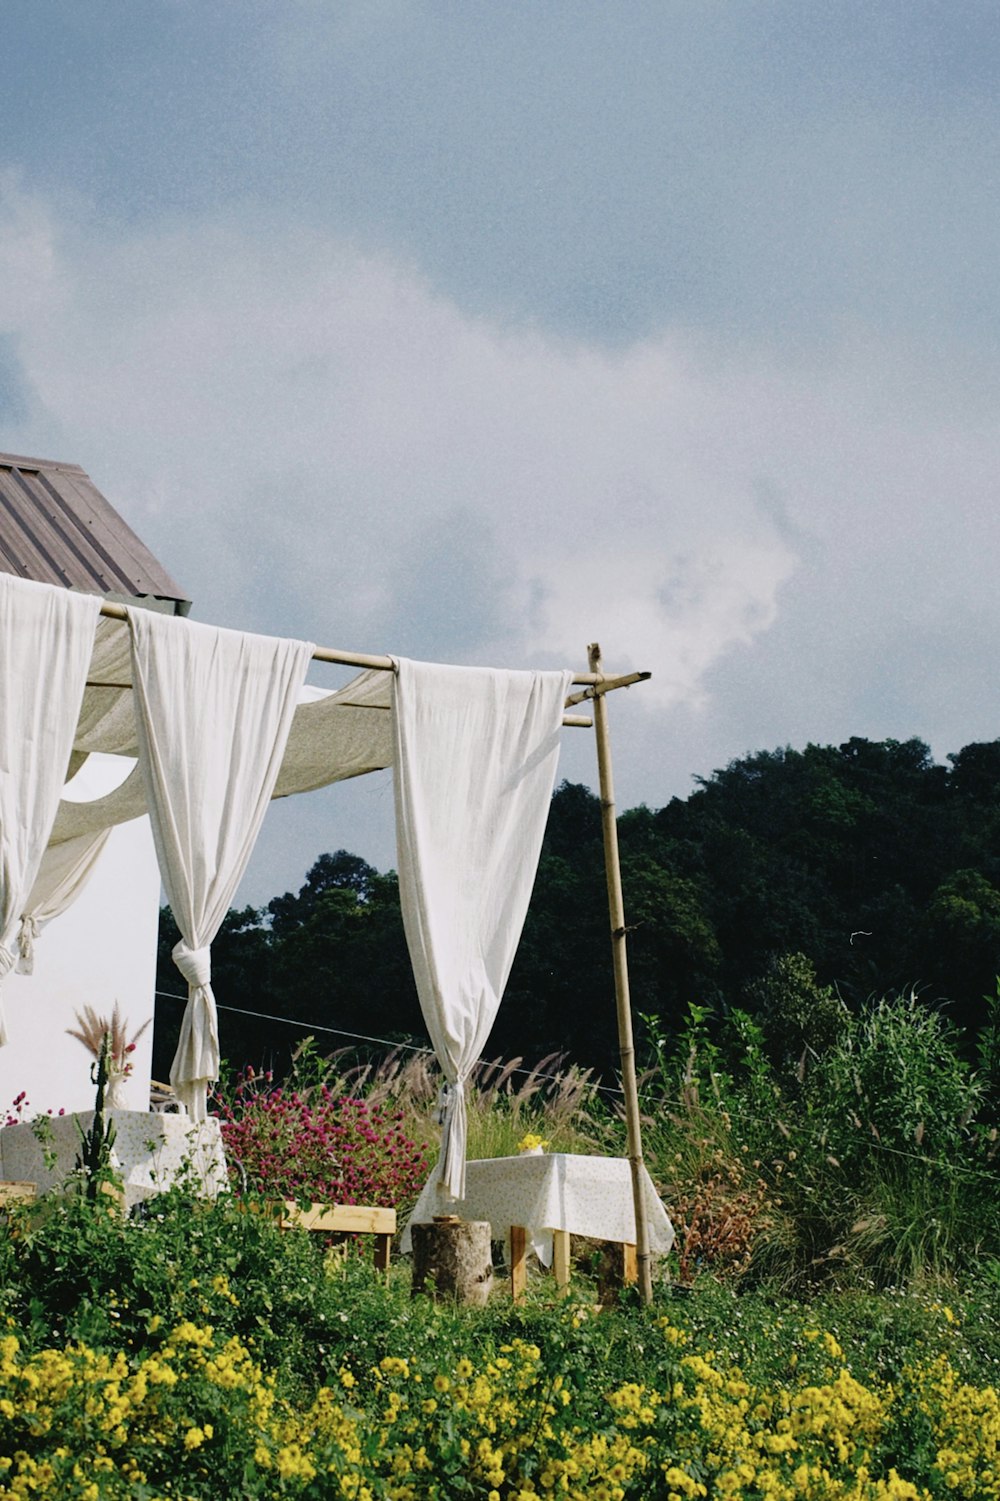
97 600 649 695
564 670 651 706
304 698 593 729
98 600 394 672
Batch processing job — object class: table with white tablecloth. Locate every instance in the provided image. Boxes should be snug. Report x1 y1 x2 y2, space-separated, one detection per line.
402 1152 674 1290
0 1109 228 1210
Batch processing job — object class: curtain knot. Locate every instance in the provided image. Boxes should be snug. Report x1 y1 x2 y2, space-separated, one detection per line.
16 915 39 975
172 941 212 989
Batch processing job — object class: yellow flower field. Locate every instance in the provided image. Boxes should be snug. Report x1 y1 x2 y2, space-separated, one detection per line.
2 1306 999 1500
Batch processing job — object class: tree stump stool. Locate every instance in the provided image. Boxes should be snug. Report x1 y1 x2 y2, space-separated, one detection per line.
411 1216 493 1305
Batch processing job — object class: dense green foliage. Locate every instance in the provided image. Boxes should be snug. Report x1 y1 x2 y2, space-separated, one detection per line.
6 1006 1000 1495
4 1183 1000 1498
156 736 1000 1088
638 988 1000 1289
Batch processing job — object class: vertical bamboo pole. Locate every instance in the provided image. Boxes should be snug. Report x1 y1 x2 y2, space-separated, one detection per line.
588 642 653 1305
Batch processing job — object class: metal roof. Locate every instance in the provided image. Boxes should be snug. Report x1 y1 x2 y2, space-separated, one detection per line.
0 451 189 612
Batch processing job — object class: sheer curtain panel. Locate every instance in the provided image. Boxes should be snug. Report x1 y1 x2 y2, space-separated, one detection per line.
129 611 314 1119
0 577 100 1043
393 658 572 1199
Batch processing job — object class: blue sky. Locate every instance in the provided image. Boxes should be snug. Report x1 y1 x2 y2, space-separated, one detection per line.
2 2 999 904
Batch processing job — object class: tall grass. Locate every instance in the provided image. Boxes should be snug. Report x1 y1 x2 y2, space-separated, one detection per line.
284 1040 606 1168
231 983 1000 1292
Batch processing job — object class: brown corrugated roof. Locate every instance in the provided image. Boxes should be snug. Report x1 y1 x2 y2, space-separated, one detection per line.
0 451 189 610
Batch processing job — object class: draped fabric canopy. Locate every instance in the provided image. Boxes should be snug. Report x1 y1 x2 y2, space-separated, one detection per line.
17 828 113 974
66 619 394 806
1 580 576 1194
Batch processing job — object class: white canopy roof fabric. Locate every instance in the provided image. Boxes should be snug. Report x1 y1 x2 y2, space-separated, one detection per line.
52 624 394 842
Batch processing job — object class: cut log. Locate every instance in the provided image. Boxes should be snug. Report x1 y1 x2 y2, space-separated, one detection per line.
597 1240 638 1305
411 1217 493 1305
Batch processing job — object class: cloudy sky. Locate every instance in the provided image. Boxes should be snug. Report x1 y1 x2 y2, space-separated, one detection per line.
2 2 998 905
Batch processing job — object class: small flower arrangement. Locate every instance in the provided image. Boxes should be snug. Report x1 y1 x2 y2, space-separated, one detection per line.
66 1004 150 1107
516 1132 549 1154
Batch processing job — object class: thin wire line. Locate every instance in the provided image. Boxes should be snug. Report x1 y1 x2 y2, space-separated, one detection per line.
154 989 1000 1181
153 989 626 1098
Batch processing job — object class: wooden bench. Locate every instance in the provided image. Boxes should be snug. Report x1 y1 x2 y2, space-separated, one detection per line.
0 1181 37 1209
278 1201 396 1271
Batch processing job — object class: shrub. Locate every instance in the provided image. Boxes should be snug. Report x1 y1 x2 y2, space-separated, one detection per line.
5 1246 1000 1500
212 1068 429 1212
633 993 1000 1290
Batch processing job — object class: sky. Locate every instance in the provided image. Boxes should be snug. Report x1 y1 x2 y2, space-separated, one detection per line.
2 1 999 907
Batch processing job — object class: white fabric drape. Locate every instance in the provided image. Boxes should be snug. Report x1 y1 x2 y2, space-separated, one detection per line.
16 829 113 973
58 669 394 841
48 763 148 845
392 658 572 1200
129 611 314 1119
0 577 100 1042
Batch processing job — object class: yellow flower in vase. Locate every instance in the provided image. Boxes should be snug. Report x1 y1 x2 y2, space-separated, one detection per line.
516 1133 549 1155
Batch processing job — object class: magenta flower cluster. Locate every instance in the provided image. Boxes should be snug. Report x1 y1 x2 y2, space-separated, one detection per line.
211 1070 428 1209
2 1091 30 1127
2 1092 66 1126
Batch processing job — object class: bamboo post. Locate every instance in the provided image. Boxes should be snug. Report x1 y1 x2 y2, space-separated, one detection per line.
588 642 653 1305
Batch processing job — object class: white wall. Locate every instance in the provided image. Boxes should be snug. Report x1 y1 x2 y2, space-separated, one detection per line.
0 760 160 1121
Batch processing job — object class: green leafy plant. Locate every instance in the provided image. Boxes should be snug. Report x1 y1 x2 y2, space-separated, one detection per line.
75 1031 122 1205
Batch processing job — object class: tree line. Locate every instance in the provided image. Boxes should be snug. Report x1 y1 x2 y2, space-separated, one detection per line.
154 736 1000 1087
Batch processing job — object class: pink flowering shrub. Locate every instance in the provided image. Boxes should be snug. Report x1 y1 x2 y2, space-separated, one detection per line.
211 1069 429 1210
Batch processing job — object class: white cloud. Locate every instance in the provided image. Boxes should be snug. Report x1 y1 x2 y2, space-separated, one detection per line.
4 175 1000 899
0 170 64 326
0 178 801 709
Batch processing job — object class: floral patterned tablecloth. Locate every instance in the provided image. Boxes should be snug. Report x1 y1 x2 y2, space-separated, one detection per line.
401 1153 675 1265
0 1110 228 1210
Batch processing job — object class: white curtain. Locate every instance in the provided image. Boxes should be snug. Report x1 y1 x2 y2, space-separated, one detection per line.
129 611 314 1119
392 658 572 1199
0 577 100 1043
17 828 113 973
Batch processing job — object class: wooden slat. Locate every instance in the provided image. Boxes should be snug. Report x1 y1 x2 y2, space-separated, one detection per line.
280 1201 396 1235
0 1181 37 1206
510 1224 528 1303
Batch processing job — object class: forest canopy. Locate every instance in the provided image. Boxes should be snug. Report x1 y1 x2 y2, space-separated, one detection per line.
155 736 1000 1083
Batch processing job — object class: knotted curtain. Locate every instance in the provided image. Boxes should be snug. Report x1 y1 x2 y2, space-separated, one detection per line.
0 577 100 1042
392 658 572 1200
17 828 113 973
129 611 313 1119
